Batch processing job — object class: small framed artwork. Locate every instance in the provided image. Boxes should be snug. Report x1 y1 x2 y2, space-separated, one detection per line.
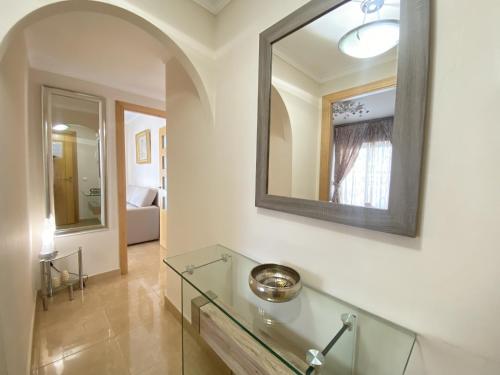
135 129 151 164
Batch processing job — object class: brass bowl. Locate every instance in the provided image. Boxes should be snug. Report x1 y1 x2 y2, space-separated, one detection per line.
249 264 302 303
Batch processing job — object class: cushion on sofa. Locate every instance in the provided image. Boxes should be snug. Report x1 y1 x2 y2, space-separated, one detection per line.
127 186 157 207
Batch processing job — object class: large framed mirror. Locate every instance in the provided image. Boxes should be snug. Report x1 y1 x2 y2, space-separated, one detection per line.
256 0 429 236
43 86 107 235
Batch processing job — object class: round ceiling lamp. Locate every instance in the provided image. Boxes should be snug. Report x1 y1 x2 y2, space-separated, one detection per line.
338 0 400 59
338 19 399 59
52 124 69 131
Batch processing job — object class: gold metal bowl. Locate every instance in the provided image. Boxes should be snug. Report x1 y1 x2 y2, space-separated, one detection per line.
249 264 302 303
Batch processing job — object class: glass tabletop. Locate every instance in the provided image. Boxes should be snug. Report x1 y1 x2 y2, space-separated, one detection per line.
40 248 81 263
164 245 415 375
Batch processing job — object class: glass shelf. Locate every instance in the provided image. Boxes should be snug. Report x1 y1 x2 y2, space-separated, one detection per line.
40 247 81 262
164 245 415 375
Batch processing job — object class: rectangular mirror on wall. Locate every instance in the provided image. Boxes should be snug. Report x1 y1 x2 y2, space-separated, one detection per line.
43 86 107 234
256 0 429 236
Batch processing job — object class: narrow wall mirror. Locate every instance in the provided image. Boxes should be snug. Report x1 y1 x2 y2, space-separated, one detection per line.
256 0 429 236
43 86 107 234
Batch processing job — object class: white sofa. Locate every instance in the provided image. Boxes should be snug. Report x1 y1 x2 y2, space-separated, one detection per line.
126 185 160 245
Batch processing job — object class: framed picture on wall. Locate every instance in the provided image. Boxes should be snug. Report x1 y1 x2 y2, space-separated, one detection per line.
135 129 151 164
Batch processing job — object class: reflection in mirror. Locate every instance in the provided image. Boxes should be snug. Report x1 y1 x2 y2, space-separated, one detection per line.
44 87 106 233
268 0 399 210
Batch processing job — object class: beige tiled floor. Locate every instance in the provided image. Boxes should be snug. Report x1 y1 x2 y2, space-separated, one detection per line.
31 241 227 375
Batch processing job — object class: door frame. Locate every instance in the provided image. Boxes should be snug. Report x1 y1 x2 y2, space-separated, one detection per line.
52 130 79 225
115 101 166 275
318 77 397 201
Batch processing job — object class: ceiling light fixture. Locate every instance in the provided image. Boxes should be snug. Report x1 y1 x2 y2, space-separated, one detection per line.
332 100 370 120
338 0 400 59
52 124 69 131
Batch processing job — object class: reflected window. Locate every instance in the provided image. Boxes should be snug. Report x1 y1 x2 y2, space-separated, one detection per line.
338 140 392 209
329 87 395 209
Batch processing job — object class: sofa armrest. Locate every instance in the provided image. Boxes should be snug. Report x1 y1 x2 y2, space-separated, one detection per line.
127 206 160 245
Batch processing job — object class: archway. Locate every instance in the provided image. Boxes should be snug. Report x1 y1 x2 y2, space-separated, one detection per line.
268 85 293 196
0 1 213 275
0 1 212 120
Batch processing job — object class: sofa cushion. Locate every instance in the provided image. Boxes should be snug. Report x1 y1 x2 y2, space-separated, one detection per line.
126 186 138 204
127 186 157 207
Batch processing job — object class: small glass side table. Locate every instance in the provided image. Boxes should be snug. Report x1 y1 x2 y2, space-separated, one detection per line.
40 247 84 311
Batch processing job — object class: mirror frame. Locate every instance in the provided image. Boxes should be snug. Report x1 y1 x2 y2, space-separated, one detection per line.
42 86 108 235
255 0 430 237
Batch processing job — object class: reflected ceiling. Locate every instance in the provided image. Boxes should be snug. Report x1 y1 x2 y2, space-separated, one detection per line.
273 0 400 83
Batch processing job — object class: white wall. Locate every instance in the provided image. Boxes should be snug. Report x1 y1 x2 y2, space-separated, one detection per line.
272 54 321 200
320 59 397 96
125 112 166 191
28 69 165 277
210 0 500 373
0 34 37 375
268 87 292 197
2 1 500 374
164 57 217 309
0 0 216 119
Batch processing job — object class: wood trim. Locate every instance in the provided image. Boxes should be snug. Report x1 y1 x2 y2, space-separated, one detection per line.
159 126 167 249
115 101 166 275
318 77 397 201
87 269 121 283
118 101 166 118
163 295 182 323
53 131 79 225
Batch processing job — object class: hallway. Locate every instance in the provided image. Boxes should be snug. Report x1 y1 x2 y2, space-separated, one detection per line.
31 242 224 375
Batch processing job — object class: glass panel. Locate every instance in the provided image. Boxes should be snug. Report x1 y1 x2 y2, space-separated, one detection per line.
47 89 106 233
165 245 415 375
181 280 235 374
268 0 400 208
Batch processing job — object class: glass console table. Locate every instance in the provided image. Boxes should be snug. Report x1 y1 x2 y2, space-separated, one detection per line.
164 245 416 375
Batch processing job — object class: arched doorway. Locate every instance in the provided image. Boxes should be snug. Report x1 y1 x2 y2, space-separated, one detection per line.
0 1 213 275
0 1 212 115
268 85 293 196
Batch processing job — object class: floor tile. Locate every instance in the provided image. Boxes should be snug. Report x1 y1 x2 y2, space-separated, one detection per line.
38 339 129 375
33 241 224 375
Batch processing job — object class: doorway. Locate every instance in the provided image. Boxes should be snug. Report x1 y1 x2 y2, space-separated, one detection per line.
52 131 79 226
116 101 167 274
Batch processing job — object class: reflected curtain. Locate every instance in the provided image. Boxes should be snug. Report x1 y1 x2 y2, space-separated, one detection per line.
331 124 367 203
339 140 393 209
330 117 393 203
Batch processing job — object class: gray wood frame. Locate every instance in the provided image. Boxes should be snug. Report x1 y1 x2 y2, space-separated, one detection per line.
255 0 429 237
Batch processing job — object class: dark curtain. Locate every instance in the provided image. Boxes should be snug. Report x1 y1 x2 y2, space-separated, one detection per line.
330 117 393 203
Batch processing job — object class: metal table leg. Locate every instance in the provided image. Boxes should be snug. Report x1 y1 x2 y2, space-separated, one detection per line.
48 261 53 297
78 247 83 290
40 262 48 311
68 284 74 301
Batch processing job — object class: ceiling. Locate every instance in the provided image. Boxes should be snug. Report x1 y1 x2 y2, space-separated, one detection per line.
273 0 400 84
25 11 168 101
334 87 396 125
191 0 232 15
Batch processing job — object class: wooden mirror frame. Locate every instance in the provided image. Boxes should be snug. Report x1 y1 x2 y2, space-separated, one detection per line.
255 0 430 236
